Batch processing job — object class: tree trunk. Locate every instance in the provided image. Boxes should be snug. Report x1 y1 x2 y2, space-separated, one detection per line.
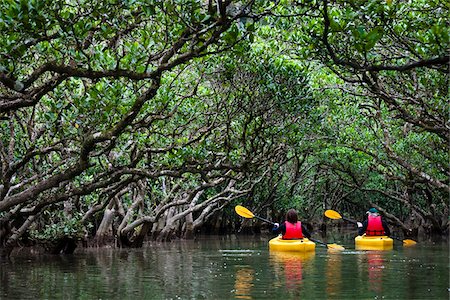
183 192 203 239
117 181 146 247
184 211 194 240
1 214 38 258
130 221 152 247
156 207 176 242
94 206 116 247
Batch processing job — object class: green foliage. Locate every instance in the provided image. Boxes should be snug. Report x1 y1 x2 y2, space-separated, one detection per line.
0 0 447 242
30 212 88 241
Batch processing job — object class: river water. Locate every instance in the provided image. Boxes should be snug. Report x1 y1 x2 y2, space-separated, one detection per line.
1 234 448 299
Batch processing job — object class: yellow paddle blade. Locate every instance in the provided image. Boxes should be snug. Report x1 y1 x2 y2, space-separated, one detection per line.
235 205 255 219
403 239 417 247
324 209 342 220
327 243 345 251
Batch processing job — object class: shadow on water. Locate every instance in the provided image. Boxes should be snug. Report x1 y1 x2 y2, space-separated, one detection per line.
1 234 449 299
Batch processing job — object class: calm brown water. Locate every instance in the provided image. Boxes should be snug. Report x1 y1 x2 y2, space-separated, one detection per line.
1 235 448 299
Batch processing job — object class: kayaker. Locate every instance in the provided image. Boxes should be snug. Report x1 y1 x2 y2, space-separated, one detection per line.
357 207 391 236
272 209 311 239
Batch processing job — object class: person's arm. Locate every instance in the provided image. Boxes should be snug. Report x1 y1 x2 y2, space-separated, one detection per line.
301 224 311 238
357 220 368 236
272 222 286 235
382 220 391 236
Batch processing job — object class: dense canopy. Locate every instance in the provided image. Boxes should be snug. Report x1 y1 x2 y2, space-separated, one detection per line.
0 0 448 257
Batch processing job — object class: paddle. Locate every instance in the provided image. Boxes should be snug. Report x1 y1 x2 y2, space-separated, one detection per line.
308 237 345 251
390 235 417 246
235 205 345 250
324 209 417 246
235 205 275 225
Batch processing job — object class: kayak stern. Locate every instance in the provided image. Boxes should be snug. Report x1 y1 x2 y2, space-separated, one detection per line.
269 236 316 252
355 235 393 250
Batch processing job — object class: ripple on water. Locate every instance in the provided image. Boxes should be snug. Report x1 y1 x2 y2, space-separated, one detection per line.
219 249 260 257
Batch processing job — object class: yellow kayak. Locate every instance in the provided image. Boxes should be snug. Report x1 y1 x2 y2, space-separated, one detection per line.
270 250 315 263
355 235 393 250
269 236 316 252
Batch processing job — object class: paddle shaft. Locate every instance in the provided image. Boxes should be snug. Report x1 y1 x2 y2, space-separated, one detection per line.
391 235 403 242
254 215 275 225
310 237 345 250
390 235 416 245
309 237 326 246
337 214 358 224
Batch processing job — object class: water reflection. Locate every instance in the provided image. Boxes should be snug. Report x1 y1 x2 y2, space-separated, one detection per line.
270 251 314 291
0 236 448 300
234 266 254 299
367 252 386 293
357 251 388 294
326 252 342 297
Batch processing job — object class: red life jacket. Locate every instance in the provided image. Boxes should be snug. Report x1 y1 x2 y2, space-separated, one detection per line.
366 215 385 236
282 221 304 239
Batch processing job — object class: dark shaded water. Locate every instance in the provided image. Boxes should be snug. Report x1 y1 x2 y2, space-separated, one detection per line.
1 235 448 299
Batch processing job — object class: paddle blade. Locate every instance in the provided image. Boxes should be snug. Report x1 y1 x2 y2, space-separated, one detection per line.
324 209 342 220
327 243 345 251
403 239 417 247
235 205 255 219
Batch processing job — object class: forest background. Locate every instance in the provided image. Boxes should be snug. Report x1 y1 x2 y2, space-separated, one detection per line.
0 0 448 257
